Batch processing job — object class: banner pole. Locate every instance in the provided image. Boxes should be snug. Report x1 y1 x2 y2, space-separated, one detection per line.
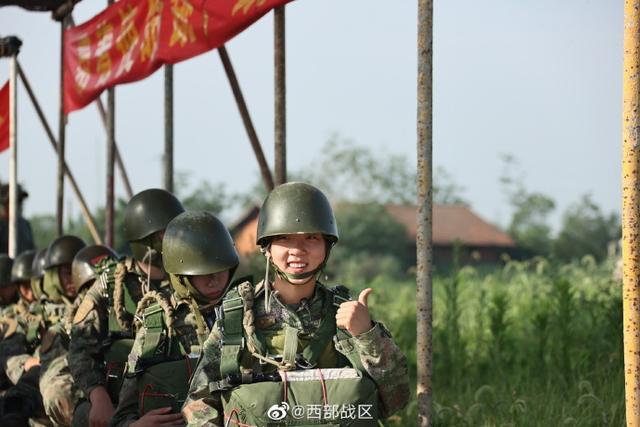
217 46 274 191
57 17 66 236
8 52 18 257
105 0 115 248
164 64 174 192
274 6 286 186
17 62 102 244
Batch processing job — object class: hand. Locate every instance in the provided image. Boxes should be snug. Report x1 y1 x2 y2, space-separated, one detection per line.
23 356 40 372
131 407 185 427
88 387 115 427
336 288 374 336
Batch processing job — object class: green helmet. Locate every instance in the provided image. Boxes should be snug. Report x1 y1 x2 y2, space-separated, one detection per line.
0 255 13 288
163 211 239 304
44 235 86 270
11 250 35 283
124 188 184 266
72 245 119 292
30 248 47 300
256 182 338 247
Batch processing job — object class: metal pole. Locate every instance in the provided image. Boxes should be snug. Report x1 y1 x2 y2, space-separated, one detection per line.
8 54 17 257
274 6 286 186
622 0 640 424
164 64 174 192
57 17 66 236
218 46 274 191
416 0 433 425
17 62 102 244
94 99 133 199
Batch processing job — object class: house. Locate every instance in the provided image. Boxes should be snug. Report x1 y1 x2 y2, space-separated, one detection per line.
230 203 516 265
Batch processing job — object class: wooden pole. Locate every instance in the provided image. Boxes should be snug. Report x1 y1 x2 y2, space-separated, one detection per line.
164 64 174 192
17 62 102 244
274 6 286 186
217 46 274 191
622 0 640 424
416 0 434 425
104 0 115 247
8 53 17 257
56 17 66 236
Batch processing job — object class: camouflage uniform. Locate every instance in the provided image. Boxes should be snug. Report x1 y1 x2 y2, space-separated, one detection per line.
39 245 119 426
110 291 214 426
182 281 410 426
68 258 169 423
38 295 84 426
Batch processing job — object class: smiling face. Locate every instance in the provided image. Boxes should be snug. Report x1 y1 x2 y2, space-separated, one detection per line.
189 270 231 304
268 233 327 285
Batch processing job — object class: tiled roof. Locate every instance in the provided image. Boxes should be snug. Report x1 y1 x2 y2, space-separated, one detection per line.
384 204 515 247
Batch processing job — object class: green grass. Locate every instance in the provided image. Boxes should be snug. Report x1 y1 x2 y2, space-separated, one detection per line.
345 256 624 426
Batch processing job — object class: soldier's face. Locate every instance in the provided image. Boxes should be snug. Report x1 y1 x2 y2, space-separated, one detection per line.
17 282 34 303
269 233 326 285
190 270 231 303
58 264 76 298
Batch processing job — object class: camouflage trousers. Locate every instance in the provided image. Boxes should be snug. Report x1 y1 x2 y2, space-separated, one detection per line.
39 356 83 427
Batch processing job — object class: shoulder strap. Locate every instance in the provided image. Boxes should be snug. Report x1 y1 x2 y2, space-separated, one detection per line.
218 284 247 378
135 291 174 361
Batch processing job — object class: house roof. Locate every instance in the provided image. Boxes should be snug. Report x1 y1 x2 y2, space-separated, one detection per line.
384 204 515 247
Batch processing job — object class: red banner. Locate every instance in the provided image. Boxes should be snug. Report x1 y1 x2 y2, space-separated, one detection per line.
64 0 292 113
0 81 9 152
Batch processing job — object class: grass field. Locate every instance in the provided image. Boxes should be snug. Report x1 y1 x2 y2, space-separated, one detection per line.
351 256 624 426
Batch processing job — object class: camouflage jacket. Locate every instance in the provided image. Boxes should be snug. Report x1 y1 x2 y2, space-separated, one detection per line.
67 257 168 397
182 282 410 426
110 291 213 427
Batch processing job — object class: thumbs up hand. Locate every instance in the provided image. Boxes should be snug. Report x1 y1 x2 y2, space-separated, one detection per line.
336 288 374 336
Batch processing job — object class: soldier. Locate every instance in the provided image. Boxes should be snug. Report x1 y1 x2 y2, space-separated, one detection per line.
111 211 240 427
39 244 118 427
11 250 37 314
1 236 85 427
69 189 184 427
182 182 410 426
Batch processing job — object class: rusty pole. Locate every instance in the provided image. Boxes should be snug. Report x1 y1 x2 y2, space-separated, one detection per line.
164 64 174 192
416 0 433 425
56 17 66 236
274 6 286 186
17 62 102 244
622 0 640 424
8 52 17 257
217 46 274 191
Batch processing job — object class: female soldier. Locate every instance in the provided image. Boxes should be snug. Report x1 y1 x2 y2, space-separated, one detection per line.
183 182 409 427
110 211 240 427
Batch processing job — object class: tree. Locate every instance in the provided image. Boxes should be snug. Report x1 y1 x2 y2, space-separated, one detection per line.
326 203 412 283
500 154 555 256
553 194 620 262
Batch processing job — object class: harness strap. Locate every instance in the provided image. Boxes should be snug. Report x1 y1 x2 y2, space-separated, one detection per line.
219 289 245 378
140 304 166 360
282 326 298 367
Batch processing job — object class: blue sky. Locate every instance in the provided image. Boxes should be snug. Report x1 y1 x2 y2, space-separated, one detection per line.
0 0 623 231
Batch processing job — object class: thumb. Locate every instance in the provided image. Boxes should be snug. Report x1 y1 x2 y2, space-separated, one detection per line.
358 288 373 307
